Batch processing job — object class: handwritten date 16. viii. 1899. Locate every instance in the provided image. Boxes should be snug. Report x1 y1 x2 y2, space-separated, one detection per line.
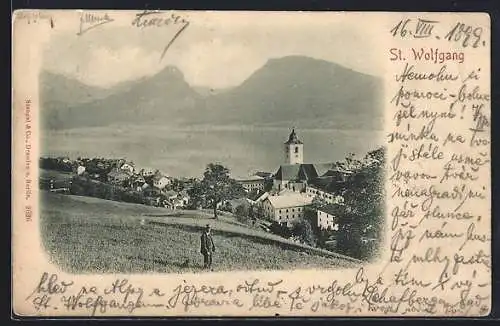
390 18 486 49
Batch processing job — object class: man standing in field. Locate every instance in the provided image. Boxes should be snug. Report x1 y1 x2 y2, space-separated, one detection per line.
200 224 216 270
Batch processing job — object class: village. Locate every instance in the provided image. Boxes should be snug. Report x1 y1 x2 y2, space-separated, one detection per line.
39 129 383 256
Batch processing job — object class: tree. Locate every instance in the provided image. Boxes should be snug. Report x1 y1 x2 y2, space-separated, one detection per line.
186 180 205 209
270 221 292 238
247 204 263 226
334 147 386 260
252 204 265 219
292 219 317 247
190 164 246 219
170 178 184 192
311 195 328 209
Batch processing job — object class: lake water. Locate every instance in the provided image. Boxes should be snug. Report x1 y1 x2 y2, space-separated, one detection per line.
42 125 384 178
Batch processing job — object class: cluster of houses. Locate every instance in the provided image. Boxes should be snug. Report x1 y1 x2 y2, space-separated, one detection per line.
74 158 191 210
234 129 349 232
45 129 351 232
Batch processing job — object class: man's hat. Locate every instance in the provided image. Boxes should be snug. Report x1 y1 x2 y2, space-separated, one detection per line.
205 224 211 229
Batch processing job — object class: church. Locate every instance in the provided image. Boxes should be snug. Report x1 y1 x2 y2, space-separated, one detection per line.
260 129 347 229
273 129 349 194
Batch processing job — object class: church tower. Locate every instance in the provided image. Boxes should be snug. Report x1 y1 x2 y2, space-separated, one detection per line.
284 128 303 164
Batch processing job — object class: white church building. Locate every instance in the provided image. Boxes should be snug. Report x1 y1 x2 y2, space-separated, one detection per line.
273 129 348 192
263 128 350 229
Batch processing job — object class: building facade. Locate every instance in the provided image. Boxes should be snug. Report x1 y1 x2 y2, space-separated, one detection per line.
236 175 265 192
316 207 339 231
305 185 344 204
153 175 171 189
262 193 313 227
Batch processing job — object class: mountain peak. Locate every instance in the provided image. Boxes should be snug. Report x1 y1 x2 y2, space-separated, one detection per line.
268 55 328 63
155 65 184 79
42 55 382 131
265 55 342 69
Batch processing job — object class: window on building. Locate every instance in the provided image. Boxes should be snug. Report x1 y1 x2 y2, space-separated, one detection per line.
295 147 299 153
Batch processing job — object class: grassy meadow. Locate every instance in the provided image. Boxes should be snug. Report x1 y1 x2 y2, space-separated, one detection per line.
40 192 360 273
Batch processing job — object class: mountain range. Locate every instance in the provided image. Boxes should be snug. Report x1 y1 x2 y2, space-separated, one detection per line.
41 56 383 131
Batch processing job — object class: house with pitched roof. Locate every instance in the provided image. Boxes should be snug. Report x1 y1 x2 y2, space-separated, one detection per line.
152 173 171 190
316 205 340 231
262 193 314 227
120 161 135 174
254 171 274 179
247 190 269 205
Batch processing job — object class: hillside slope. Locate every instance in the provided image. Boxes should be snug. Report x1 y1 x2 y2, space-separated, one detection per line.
40 192 360 273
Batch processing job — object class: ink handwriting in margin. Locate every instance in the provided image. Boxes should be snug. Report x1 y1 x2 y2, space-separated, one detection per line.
77 12 115 36
390 17 487 49
131 10 190 62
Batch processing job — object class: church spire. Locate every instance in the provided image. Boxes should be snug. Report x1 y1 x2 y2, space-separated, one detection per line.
284 128 304 164
285 128 303 145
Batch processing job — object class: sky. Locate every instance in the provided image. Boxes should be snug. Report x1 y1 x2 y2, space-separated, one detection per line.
41 11 384 89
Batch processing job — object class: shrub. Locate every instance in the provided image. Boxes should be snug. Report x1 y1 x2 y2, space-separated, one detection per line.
69 176 146 205
235 204 250 224
269 222 292 238
292 219 317 247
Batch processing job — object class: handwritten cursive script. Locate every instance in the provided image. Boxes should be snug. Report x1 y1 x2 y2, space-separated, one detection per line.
24 270 491 316
77 12 114 36
386 14 491 317
131 10 190 62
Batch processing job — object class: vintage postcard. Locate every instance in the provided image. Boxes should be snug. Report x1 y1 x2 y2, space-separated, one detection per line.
12 10 491 317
